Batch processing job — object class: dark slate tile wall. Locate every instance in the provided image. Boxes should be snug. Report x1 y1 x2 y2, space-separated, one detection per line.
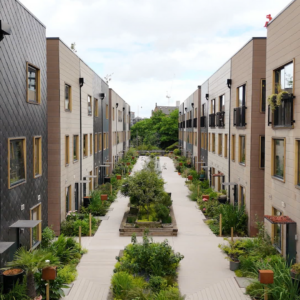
0 0 47 252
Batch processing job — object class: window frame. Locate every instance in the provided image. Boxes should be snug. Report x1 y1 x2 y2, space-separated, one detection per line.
26 62 41 104
106 104 109 119
231 135 235 161
99 133 102 152
239 135 246 166
237 84 246 107
8 137 27 189
89 171 93 192
30 203 42 249
65 185 72 214
219 95 225 112
94 134 98 153
272 138 286 182
65 135 70 166
218 134 222 156
295 139 300 187
33 136 42 178
64 83 72 112
239 185 245 207
90 134 92 156
259 136 265 169
260 79 266 113
211 99 215 114
272 207 283 253
83 134 88 158
224 134 228 158
87 95 92 116
212 133 215 153
73 135 79 162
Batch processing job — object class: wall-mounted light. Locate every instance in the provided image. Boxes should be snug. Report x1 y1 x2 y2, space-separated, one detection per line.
191 103 194 108
205 94 209 100
185 107 187 111
79 78 84 87
179 112 181 115
116 103 119 108
227 79 232 89
123 107 125 111
128 110 131 115
100 93 105 100
0 20 11 42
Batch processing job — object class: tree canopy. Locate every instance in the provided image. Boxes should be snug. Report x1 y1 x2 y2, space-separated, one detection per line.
130 109 178 149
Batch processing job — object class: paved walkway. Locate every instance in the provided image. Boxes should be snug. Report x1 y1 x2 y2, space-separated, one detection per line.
64 157 249 299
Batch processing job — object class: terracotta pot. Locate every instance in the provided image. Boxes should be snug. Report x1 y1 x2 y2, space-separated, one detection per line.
101 194 108 201
179 162 183 166
202 195 209 199
132 156 135 159
128 172 131 175
117 175 122 180
188 175 193 181
126 162 130 166
178 172 181 175
42 267 57 281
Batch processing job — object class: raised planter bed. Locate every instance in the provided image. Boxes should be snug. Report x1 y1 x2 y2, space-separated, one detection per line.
119 206 178 236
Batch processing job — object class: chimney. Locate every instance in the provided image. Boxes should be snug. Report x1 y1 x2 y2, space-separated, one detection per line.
155 103 157 107
176 101 180 107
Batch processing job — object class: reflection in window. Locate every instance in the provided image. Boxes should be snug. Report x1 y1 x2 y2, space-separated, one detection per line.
66 186 71 213
260 136 265 168
275 62 293 93
73 135 79 161
274 139 284 179
273 208 282 251
88 96 92 116
9 139 26 187
239 136 246 165
211 99 215 114
261 80 266 112
28 66 38 103
219 95 225 112
65 84 71 111
238 85 246 107
31 205 41 248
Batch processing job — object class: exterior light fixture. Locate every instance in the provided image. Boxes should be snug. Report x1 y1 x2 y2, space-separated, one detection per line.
185 107 187 111
116 103 119 108
227 79 232 89
123 107 125 111
0 20 11 42
205 94 209 100
79 78 84 87
179 112 181 115
191 103 194 108
100 93 105 100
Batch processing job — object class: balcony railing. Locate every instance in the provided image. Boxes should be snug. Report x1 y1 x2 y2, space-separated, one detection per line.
186 119 192 128
193 118 197 128
233 106 247 127
273 95 295 127
209 114 215 127
200 116 206 128
216 111 225 127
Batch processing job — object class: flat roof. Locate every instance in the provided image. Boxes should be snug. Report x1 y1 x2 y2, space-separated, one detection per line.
268 0 296 26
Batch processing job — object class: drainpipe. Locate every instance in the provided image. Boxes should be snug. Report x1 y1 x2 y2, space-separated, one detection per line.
228 70 232 202
100 93 105 184
116 103 119 163
191 102 194 167
79 77 84 205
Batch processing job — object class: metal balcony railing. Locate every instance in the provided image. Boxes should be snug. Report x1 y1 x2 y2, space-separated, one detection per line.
216 111 225 127
273 95 295 127
209 114 215 127
233 106 247 127
193 118 197 128
200 116 206 128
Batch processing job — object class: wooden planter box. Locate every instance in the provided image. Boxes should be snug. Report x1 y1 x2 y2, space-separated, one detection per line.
101 194 108 201
188 175 193 181
42 267 57 280
117 175 122 180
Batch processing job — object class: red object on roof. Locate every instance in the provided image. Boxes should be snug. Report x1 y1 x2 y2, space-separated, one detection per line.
264 215 296 224
266 14 272 21
264 21 269 28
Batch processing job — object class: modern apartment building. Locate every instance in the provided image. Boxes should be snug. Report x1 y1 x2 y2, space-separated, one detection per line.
0 0 47 264
109 89 131 173
47 38 96 234
200 80 209 172
264 0 299 263
230 38 266 236
207 61 231 192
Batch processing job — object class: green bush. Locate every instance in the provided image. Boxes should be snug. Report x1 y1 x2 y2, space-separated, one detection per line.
149 276 168 292
173 149 181 155
155 286 184 300
155 204 169 222
0 280 29 300
41 226 56 248
111 271 134 298
58 264 78 284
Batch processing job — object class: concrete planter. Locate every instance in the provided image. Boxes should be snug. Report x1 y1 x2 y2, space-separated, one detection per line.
230 260 240 271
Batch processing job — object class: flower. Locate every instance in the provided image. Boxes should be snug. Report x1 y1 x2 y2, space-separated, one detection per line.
202 208 206 211
203 198 208 202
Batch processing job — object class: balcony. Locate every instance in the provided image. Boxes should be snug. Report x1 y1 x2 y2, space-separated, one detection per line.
216 111 225 127
233 106 247 127
273 95 295 127
193 118 197 128
186 119 192 128
200 116 206 128
209 114 215 127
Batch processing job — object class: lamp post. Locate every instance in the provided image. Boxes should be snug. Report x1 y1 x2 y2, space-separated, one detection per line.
100 92 105 184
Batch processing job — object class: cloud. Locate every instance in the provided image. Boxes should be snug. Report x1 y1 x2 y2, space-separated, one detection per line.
20 0 291 117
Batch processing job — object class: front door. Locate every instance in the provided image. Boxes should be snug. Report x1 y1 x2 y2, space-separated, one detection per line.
74 183 79 211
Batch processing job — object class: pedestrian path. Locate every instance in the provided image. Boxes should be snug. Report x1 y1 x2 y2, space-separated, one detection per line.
64 156 249 299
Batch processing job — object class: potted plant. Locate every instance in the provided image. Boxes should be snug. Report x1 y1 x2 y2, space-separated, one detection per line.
188 175 193 181
199 169 206 180
2 268 25 294
218 190 227 204
186 159 191 168
126 162 130 166
179 162 183 166
219 239 244 271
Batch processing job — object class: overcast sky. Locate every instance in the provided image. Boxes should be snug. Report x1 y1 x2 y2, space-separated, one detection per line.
21 0 291 117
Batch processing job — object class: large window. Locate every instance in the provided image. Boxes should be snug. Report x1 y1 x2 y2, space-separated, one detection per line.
27 63 40 104
94 98 98 117
239 136 246 165
202 104 205 116
31 204 41 249
224 134 228 158
73 135 79 161
273 139 285 179
231 135 235 161
66 185 71 213
211 99 215 114
238 85 246 107
261 79 266 112
218 134 222 156
90 134 92 155
33 137 42 177
239 186 245 207
260 136 265 168
99 133 102 151
275 62 293 93
65 136 69 165
212 133 215 153
83 134 88 157
88 95 92 116
118 110 122 122
9 138 26 188
65 84 71 111
219 95 225 112
208 133 211 151
272 208 282 252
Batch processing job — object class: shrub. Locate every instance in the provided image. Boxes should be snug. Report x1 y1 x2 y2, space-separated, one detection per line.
173 149 181 156
155 287 184 300
155 204 169 222
0 280 29 300
111 271 134 298
58 264 78 284
41 226 55 248
149 276 168 292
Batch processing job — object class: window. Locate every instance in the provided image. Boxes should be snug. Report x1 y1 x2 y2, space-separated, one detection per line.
99 133 102 151
261 79 266 112
239 135 246 165
218 134 222 156
113 107 115 121
211 99 215 114
27 63 40 104
208 133 211 151
106 104 109 119
118 110 122 122
33 137 42 177
224 134 228 158
30 204 41 249
94 167 99 188
106 160 109 176
231 135 235 161
106 133 109 149
66 185 71 213
212 133 215 153
204 133 207 150
239 186 245 207
90 134 92 155
273 139 285 179
296 140 300 186
88 95 92 116
89 171 93 192
274 62 293 93
238 85 246 107
64 84 71 111
94 98 98 117
73 135 79 161
272 207 282 252
202 104 206 116
260 136 265 168
94 134 98 153
211 167 215 187
104 133 106 149
219 95 225 112
9 138 26 188
65 136 69 165
201 133 204 149
83 134 88 157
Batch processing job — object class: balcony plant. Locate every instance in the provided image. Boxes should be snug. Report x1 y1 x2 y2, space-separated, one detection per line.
290 263 300 280
200 169 206 179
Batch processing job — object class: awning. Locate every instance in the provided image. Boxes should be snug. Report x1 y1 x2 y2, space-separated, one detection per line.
10 220 41 228
222 182 238 186
212 173 224 177
0 242 15 254
264 215 296 224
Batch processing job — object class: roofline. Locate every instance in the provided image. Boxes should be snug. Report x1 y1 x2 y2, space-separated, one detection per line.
16 0 46 28
268 0 296 26
47 37 108 87
109 87 130 107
